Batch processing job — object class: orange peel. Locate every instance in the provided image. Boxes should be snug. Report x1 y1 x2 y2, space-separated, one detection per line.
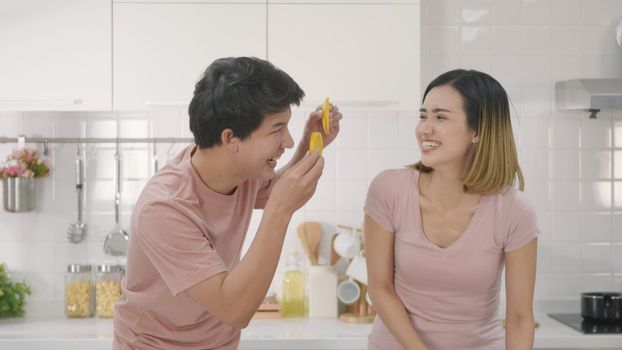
322 97 330 134
309 132 323 156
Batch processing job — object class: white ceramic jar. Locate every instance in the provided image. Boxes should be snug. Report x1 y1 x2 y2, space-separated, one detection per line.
308 265 337 318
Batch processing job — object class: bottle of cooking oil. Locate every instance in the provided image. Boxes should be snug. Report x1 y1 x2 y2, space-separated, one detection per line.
282 251 305 317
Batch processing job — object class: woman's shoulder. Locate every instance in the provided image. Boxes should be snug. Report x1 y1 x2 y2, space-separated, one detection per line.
489 186 535 214
372 167 417 183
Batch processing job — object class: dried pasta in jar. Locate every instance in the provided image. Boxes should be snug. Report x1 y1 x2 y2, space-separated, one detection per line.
64 264 93 318
95 264 123 318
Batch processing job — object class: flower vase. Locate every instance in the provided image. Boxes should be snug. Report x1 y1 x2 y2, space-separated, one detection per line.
2 177 35 212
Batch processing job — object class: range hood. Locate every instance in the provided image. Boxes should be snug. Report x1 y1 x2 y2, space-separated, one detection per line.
555 79 622 117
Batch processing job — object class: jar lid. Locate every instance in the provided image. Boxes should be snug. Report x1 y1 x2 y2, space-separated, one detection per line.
97 264 124 273
67 264 91 273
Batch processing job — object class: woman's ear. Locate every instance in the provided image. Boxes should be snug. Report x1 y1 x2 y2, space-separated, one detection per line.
221 129 239 152
472 131 479 144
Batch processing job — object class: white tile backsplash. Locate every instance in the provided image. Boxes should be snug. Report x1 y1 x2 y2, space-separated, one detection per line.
582 243 613 272
552 212 582 242
581 0 612 24
551 150 580 180
521 0 552 25
490 0 522 25
581 150 612 179
1 0 622 314
581 181 612 210
521 25 552 55
461 0 491 24
551 244 582 272
582 212 613 242
491 25 523 55
551 0 581 25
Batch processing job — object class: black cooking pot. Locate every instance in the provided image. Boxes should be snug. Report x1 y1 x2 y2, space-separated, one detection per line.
581 292 622 322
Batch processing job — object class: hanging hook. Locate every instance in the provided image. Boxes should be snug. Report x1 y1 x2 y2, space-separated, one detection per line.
152 141 158 174
17 135 26 150
43 138 49 156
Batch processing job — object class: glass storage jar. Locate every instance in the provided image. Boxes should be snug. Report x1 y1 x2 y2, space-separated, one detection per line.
95 264 123 318
64 264 93 318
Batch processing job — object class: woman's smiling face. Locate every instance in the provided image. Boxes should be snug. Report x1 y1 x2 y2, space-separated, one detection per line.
416 85 477 172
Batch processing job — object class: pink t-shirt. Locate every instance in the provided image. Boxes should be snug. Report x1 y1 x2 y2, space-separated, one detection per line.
364 168 539 350
113 145 271 350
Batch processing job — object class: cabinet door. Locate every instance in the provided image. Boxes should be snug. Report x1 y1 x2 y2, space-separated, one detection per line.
268 3 420 110
0 0 112 111
113 3 266 110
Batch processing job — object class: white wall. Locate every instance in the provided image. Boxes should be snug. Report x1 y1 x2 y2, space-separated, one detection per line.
0 0 621 317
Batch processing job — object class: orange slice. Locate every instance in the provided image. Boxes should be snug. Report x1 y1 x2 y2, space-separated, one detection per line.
322 97 330 134
309 132 323 156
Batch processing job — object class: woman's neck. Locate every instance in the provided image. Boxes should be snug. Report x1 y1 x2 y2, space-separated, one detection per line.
419 169 479 209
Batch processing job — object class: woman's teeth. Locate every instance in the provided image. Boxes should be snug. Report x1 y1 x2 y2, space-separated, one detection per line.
422 141 441 148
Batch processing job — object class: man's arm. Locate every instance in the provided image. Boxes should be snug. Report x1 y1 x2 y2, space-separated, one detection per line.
185 151 324 328
255 104 342 209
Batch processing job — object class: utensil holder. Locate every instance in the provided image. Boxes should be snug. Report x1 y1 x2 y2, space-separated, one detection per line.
2 177 35 212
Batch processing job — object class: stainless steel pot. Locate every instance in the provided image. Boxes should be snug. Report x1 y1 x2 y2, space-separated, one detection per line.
2 177 35 212
581 292 622 322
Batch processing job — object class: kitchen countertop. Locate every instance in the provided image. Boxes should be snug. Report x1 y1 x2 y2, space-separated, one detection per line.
0 311 621 349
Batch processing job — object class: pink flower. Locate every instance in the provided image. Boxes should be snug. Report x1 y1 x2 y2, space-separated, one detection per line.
3 164 25 177
1 148 49 178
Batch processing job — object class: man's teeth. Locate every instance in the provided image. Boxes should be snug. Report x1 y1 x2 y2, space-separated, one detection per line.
422 141 441 147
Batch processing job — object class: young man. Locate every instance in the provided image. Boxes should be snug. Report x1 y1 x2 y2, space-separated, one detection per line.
113 57 342 349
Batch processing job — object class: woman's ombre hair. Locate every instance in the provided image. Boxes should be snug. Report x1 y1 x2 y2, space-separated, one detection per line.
412 69 524 193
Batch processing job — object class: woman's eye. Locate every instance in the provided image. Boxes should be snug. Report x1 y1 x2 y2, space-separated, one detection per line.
419 115 427 119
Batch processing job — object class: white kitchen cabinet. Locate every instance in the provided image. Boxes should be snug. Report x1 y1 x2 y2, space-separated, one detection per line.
113 3 266 110
0 0 112 111
267 3 420 110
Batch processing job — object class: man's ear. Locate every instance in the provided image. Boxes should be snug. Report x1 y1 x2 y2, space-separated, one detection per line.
221 129 239 152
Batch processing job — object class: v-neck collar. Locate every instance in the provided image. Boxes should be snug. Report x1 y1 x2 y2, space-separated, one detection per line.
413 170 489 251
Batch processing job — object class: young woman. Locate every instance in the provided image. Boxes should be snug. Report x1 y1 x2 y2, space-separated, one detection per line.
364 69 538 350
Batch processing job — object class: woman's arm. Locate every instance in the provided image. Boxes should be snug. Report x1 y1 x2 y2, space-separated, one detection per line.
504 238 538 349
365 215 429 350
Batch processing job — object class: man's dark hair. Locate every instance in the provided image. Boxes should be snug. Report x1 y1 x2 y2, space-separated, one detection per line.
189 57 305 148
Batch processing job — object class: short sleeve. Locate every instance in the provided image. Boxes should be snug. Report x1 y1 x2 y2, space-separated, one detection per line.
135 201 228 295
364 170 396 233
504 191 539 252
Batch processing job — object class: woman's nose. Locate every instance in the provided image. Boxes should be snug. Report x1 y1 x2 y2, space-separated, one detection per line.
417 119 433 134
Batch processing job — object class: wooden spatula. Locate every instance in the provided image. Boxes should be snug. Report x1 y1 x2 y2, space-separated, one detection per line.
297 222 323 265
304 222 323 265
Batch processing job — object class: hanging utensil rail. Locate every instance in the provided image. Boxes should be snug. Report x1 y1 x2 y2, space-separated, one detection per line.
0 136 193 143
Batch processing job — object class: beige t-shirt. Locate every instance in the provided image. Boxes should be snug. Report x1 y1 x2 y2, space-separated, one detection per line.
364 168 539 350
114 145 271 350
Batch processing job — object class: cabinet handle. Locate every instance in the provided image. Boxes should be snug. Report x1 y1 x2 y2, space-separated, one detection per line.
144 100 189 107
0 99 82 105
